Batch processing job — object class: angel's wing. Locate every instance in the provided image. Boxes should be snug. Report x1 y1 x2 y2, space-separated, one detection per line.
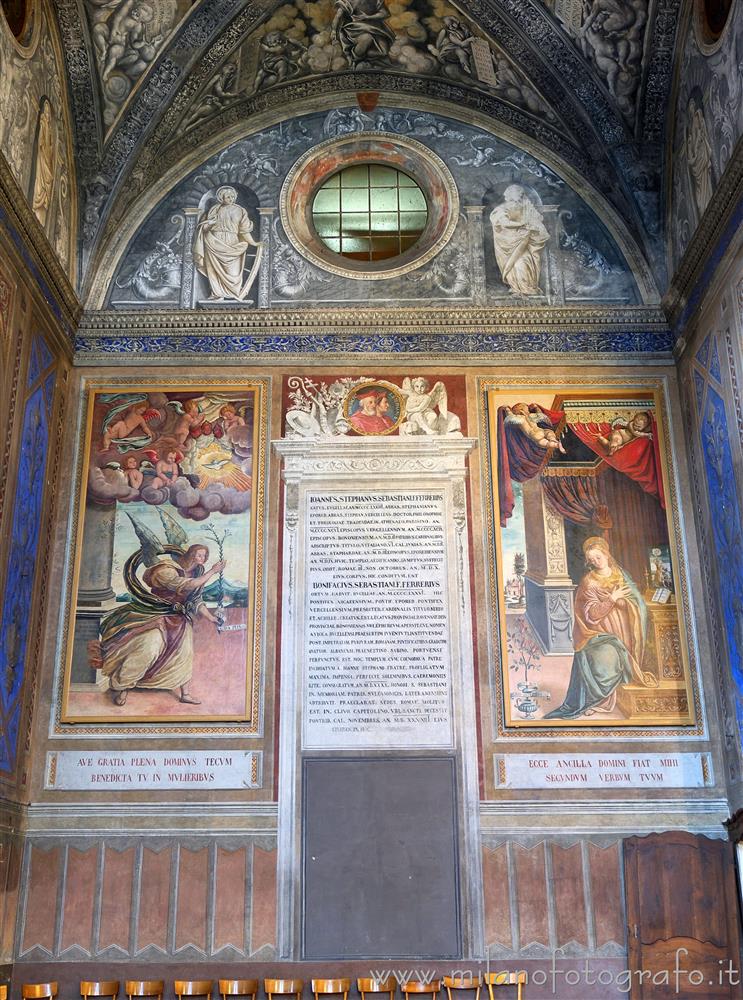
126 513 165 567
158 507 189 550
429 380 448 416
401 376 413 395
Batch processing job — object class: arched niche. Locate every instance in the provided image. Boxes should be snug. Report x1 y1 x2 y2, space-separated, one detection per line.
96 104 658 309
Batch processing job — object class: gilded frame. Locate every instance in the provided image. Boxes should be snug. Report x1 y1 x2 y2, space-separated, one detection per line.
59 380 267 727
481 376 703 735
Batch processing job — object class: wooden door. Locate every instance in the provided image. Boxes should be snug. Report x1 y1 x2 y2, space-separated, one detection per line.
625 831 743 999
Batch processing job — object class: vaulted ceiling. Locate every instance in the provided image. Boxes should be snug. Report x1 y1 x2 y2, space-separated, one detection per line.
51 0 683 299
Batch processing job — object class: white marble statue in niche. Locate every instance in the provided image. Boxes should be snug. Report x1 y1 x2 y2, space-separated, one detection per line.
31 100 56 230
490 185 549 296
193 186 264 302
685 94 714 222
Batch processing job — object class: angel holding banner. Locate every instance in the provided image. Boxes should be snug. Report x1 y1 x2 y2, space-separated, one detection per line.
91 511 225 707
193 186 263 302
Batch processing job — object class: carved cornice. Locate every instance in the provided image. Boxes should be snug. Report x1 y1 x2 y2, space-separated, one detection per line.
274 436 478 479
74 305 673 361
0 156 80 349
665 139 743 344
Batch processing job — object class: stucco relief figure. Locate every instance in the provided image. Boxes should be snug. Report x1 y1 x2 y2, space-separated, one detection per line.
686 97 714 220
331 0 395 69
490 185 549 296
89 0 178 121
183 63 239 130
545 536 657 720
93 516 225 707
254 32 307 90
399 377 462 436
577 0 647 117
285 378 352 437
31 101 56 229
193 186 264 302
427 17 475 77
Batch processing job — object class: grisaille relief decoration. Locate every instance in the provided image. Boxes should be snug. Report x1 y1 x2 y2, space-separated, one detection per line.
486 387 697 729
62 384 266 725
670 5 742 267
86 0 195 128
109 109 642 310
0 1 76 273
284 374 464 438
540 0 649 123
177 0 557 133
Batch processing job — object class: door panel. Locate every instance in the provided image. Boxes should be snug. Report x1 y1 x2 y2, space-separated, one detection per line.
625 832 743 999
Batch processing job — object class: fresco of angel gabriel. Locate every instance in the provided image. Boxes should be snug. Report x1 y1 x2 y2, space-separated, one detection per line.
90 510 225 706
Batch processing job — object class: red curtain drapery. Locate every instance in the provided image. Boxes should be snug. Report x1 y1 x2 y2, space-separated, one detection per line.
540 472 613 531
569 418 665 508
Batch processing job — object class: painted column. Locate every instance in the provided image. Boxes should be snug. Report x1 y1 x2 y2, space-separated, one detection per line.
258 208 275 309
522 475 575 653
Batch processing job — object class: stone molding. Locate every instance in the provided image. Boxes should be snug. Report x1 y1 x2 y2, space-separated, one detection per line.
73 305 674 360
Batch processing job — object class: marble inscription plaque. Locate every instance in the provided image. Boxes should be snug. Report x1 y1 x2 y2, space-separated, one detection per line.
45 750 261 790
303 491 454 749
494 752 712 789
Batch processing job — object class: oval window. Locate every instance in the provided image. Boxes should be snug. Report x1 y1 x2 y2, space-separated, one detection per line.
1 0 31 40
280 133 459 281
697 0 733 43
311 165 429 263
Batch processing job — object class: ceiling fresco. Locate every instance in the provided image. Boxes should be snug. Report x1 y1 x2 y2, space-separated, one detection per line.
36 0 713 300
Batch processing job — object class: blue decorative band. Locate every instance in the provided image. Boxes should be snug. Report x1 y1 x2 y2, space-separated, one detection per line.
74 329 675 356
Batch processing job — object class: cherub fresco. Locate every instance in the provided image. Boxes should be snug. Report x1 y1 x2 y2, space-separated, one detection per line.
503 402 565 454
100 396 160 451
596 410 653 456
94 392 254 513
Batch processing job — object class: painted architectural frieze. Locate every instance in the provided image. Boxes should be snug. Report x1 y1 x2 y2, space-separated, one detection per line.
283 373 465 438
484 384 699 731
106 109 645 311
61 383 267 726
